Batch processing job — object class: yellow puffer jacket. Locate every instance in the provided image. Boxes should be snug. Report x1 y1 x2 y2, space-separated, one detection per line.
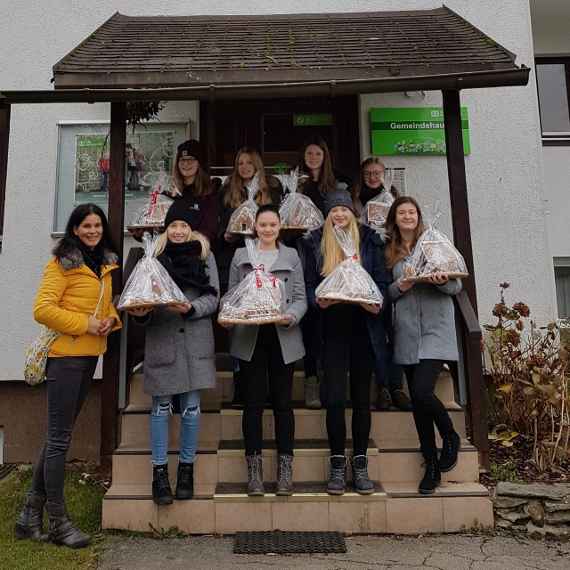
33 248 122 357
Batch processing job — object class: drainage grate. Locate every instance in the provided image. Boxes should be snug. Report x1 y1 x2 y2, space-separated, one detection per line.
0 464 16 481
234 531 347 554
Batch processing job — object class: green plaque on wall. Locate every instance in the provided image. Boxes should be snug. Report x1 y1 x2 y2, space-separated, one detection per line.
370 107 470 156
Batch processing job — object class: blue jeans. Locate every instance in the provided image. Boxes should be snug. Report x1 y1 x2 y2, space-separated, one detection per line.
150 391 201 466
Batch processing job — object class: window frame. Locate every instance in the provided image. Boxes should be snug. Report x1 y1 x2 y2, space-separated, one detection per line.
535 56 570 146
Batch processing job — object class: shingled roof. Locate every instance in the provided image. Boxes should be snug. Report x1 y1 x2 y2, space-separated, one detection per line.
51 7 527 93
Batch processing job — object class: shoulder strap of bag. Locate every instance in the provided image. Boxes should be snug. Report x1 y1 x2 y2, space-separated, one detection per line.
93 279 105 317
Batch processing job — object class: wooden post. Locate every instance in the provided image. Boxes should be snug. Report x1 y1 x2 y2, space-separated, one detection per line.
101 102 127 466
442 89 489 469
0 103 11 251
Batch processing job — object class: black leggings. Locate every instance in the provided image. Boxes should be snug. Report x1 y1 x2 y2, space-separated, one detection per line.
30 356 98 502
403 359 455 460
301 307 321 378
322 304 373 457
240 325 295 456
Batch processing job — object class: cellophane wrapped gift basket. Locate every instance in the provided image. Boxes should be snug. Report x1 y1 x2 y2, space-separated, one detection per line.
218 238 285 325
403 212 469 282
128 172 174 230
360 169 395 232
117 233 188 310
315 226 384 306
226 174 260 235
277 167 324 231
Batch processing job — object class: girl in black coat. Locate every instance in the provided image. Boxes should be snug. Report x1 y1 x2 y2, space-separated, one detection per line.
351 157 411 412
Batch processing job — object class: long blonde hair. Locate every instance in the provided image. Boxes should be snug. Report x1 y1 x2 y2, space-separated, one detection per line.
320 212 361 276
223 147 271 208
155 227 210 260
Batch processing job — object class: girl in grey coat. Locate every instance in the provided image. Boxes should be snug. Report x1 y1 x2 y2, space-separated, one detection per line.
222 205 307 497
385 197 462 495
128 207 219 506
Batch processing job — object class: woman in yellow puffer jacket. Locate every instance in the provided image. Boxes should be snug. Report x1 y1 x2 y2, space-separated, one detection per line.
15 203 121 549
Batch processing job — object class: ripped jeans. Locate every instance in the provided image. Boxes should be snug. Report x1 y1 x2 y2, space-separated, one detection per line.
150 391 201 466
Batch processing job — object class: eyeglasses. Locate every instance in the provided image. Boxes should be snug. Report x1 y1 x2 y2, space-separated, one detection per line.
363 170 384 178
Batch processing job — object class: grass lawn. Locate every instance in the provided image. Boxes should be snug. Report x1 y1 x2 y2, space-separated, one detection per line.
0 467 105 570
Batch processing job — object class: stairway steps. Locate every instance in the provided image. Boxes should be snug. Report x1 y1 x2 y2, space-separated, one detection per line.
102 480 492 534
127 369 458 409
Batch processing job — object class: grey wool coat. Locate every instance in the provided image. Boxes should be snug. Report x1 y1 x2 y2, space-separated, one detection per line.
388 259 462 366
228 243 307 364
139 252 220 397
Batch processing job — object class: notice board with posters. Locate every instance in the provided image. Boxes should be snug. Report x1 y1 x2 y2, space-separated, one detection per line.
370 107 470 156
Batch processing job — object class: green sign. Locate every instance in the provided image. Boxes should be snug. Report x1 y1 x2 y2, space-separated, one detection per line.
370 107 470 156
293 113 333 127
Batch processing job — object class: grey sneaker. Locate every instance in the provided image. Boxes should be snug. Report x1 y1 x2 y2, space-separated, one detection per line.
304 376 321 409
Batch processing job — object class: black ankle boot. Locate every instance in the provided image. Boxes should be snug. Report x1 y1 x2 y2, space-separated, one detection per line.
419 458 441 495
352 455 375 495
439 432 460 472
15 493 47 541
152 464 173 506
327 455 346 495
175 462 194 500
45 500 90 549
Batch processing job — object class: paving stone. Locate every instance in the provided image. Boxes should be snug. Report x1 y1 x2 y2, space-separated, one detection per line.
496 482 570 502
545 500 570 513
492 496 528 509
527 521 570 541
545 511 570 524
525 500 545 525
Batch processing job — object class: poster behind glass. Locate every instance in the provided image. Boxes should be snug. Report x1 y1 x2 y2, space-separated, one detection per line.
55 123 187 232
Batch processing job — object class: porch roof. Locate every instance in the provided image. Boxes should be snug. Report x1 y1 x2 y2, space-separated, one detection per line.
0 7 530 104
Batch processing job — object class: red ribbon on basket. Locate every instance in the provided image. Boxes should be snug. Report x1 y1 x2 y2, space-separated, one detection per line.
147 190 158 217
253 264 278 289
254 264 265 288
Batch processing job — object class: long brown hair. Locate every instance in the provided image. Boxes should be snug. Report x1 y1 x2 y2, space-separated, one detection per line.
298 136 337 195
384 196 425 269
172 151 212 198
222 147 271 208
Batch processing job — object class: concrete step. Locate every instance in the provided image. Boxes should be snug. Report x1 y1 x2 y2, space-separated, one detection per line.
101 481 492 534
118 406 465 449
216 439 380 484
127 369 458 410
111 446 219 488
110 437 479 488
218 407 466 447
119 411 221 449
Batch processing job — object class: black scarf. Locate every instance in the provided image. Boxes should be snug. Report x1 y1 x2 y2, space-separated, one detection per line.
360 184 385 207
76 239 105 277
158 241 216 295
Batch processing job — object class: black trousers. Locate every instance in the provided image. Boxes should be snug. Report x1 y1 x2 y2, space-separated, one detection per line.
30 356 98 502
403 359 455 460
240 325 295 456
301 307 321 378
322 304 373 457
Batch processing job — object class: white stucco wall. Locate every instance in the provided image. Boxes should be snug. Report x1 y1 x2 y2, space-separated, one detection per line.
0 0 556 380
530 0 570 263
